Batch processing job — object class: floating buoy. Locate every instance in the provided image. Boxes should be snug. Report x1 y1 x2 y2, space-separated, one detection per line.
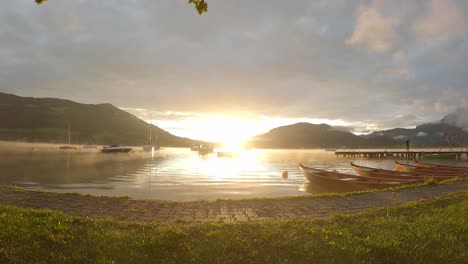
282 171 288 179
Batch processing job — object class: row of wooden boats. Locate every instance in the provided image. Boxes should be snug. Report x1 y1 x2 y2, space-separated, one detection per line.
300 160 467 191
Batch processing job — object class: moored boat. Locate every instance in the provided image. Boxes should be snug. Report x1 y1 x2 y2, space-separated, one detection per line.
59 120 77 150
59 145 78 150
299 164 419 190
414 160 468 172
198 144 214 154
351 162 457 181
394 160 468 175
101 145 132 153
421 153 457 160
190 145 200 151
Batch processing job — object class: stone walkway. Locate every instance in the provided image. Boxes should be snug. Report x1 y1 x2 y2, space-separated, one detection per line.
1 180 467 223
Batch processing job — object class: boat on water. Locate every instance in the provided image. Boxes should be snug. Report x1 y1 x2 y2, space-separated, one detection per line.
421 153 457 160
299 164 419 190
59 121 77 150
190 145 200 151
325 149 337 152
142 119 160 152
198 144 214 155
101 145 132 153
351 162 457 181
394 160 468 175
83 144 98 149
413 160 468 172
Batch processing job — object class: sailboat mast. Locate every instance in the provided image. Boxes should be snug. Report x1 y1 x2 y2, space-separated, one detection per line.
149 115 152 145
68 120 71 145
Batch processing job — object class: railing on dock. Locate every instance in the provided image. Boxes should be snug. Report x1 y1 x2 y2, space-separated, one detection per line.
334 151 468 159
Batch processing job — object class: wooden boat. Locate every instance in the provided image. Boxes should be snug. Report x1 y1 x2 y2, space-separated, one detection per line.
351 162 457 181
101 145 132 153
394 160 468 176
421 153 456 160
299 164 419 189
414 160 468 172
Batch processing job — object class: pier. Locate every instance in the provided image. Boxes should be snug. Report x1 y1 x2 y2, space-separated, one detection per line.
335 150 468 159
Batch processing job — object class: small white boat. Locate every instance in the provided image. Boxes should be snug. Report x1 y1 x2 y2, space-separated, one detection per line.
101 145 132 153
142 145 154 152
83 144 98 149
59 121 77 150
190 145 200 151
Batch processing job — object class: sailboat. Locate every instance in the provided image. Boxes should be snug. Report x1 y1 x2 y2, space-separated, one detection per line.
59 121 77 150
142 119 160 152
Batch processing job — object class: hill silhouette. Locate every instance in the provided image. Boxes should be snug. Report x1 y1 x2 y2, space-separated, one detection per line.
0 92 198 146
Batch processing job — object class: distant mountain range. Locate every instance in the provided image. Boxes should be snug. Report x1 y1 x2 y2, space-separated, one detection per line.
1 92 467 149
248 108 468 149
365 108 468 148
247 123 397 149
0 92 199 147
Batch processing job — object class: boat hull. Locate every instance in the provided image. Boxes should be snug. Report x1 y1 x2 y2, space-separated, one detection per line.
414 160 468 172
351 162 457 181
395 161 468 176
299 164 414 191
421 153 457 160
101 145 132 153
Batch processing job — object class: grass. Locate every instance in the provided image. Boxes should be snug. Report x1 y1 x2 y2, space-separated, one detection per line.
1 191 467 263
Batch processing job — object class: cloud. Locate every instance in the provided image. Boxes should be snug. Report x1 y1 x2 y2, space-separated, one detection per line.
412 0 467 44
0 0 467 135
346 5 397 53
392 50 406 62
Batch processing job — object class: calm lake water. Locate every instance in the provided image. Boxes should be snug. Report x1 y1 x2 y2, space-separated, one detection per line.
1 142 466 201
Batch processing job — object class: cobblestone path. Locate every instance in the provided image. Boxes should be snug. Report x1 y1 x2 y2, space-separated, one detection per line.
1 180 466 223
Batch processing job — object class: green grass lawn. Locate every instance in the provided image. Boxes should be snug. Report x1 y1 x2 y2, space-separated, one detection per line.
1 191 467 264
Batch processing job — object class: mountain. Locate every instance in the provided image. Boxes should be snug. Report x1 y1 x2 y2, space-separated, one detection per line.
0 92 199 146
366 108 468 147
247 108 468 149
247 123 397 149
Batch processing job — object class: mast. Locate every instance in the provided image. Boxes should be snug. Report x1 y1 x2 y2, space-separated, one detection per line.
68 120 71 145
149 115 152 145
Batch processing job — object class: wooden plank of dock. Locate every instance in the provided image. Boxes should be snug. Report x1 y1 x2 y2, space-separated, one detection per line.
335 151 468 159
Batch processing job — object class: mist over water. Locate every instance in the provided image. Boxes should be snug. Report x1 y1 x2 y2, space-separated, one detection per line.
0 142 466 201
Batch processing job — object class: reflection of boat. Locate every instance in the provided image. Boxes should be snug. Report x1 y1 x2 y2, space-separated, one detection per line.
299 164 416 190
421 153 456 160
59 121 77 150
394 160 467 175
101 145 132 153
414 160 468 171
351 162 456 181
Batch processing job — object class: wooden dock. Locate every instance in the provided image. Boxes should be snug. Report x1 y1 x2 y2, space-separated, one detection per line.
335 151 468 159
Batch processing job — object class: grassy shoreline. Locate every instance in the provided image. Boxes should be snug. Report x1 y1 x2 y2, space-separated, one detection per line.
1 191 467 263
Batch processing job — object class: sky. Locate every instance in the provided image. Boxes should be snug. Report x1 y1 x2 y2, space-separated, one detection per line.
1 0 467 142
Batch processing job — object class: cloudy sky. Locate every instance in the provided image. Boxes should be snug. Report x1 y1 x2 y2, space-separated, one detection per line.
1 0 467 141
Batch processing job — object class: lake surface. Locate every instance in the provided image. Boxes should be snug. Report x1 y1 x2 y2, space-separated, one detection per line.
1 142 466 201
